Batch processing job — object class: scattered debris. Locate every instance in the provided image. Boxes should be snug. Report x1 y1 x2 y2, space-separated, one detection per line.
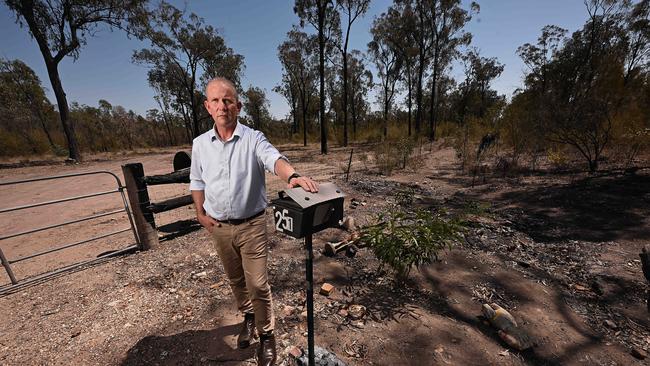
572 283 590 292
604 319 618 330
320 283 335 296
343 340 367 359
191 271 207 279
286 345 303 359
350 198 360 209
324 241 349 257
292 346 347 366
347 305 366 320
481 303 533 351
282 305 296 317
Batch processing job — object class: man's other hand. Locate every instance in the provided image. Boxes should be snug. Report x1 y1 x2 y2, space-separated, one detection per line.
197 213 218 233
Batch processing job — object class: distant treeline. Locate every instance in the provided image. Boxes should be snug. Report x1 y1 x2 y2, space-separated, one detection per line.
2 0 649 173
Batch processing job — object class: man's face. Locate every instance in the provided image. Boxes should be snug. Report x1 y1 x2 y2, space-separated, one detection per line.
204 81 241 130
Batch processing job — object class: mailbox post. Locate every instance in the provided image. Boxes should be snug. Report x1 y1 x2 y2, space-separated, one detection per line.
271 182 345 366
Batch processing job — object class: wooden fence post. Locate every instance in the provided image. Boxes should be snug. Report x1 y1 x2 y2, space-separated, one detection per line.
122 163 158 250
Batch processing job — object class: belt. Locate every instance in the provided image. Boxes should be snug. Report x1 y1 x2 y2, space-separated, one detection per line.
217 210 265 225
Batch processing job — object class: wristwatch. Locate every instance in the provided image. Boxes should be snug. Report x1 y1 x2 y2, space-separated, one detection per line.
287 172 301 184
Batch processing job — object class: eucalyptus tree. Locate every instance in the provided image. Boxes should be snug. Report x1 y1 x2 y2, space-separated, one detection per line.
5 0 147 161
273 74 299 134
465 49 504 119
623 0 650 81
347 50 373 138
152 91 176 146
516 25 567 158
406 0 435 134
369 14 403 138
0 58 56 151
133 1 244 139
146 61 194 143
380 4 418 135
243 86 271 131
278 28 319 146
294 0 340 154
391 0 476 138
424 0 477 141
514 0 649 172
334 0 370 146
451 48 504 125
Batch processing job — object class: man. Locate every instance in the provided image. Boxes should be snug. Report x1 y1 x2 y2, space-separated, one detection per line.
190 77 317 366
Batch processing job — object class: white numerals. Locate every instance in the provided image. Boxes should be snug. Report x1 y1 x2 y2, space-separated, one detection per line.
274 209 294 233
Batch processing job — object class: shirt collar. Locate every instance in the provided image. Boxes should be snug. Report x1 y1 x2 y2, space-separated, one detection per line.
210 122 243 143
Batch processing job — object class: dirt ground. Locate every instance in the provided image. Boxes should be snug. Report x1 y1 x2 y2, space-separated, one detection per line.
0 142 649 365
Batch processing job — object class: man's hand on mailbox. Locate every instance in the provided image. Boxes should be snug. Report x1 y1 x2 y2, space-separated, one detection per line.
288 175 319 193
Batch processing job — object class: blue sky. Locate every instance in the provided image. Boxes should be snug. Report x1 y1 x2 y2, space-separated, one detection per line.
1 0 589 120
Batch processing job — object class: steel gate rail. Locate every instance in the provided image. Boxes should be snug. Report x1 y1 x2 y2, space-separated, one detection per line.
0 171 140 295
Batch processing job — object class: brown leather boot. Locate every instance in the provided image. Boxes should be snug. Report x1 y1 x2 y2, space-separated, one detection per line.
237 313 256 349
257 332 276 366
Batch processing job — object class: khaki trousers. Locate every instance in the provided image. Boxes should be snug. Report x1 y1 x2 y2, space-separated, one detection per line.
210 213 274 333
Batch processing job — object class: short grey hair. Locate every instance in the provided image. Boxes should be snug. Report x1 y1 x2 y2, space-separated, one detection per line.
205 77 239 101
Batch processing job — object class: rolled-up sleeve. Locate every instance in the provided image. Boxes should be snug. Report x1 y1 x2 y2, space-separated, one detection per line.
255 131 287 175
189 138 206 191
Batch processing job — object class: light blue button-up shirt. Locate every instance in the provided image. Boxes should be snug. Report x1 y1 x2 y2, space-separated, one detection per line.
189 122 286 220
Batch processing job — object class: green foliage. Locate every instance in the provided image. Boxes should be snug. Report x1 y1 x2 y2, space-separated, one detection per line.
242 86 272 131
509 2 650 172
6 0 149 161
359 209 463 280
132 1 244 139
394 187 415 207
462 200 491 217
277 27 319 147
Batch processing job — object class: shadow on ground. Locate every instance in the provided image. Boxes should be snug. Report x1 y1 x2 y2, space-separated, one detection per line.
121 323 255 366
158 219 202 242
440 172 650 243
420 260 607 366
497 173 650 242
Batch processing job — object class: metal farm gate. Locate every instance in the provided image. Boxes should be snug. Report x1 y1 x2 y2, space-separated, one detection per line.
0 171 140 295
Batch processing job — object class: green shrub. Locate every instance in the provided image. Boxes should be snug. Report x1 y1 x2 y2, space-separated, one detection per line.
358 209 464 281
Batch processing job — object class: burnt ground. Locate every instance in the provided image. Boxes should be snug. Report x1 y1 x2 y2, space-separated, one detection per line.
0 142 649 365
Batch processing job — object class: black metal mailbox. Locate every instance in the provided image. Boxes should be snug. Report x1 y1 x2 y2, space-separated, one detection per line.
271 182 345 238
270 182 346 366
